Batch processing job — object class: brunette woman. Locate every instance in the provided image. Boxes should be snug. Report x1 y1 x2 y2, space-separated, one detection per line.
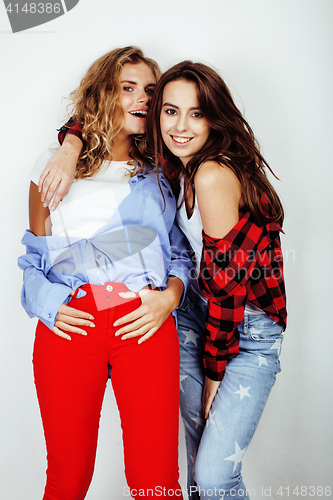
145 61 287 500
19 47 190 500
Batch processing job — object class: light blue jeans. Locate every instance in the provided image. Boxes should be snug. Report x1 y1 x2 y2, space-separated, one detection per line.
177 288 284 500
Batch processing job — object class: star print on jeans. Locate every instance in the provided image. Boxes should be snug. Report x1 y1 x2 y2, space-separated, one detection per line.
180 375 188 393
258 356 268 367
270 339 282 354
234 384 251 401
191 412 205 428
206 410 216 427
224 442 247 472
183 329 200 346
190 449 197 474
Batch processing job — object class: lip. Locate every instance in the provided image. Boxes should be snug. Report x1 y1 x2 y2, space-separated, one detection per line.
129 109 148 120
170 135 193 146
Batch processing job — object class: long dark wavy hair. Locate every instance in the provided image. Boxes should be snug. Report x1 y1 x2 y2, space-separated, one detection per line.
146 61 284 226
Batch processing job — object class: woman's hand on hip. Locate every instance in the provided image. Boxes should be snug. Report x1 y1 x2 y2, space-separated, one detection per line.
202 375 221 419
52 297 95 340
114 278 183 344
113 288 174 344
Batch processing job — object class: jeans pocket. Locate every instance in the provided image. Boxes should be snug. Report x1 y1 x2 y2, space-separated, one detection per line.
248 315 284 343
246 316 284 370
178 292 193 313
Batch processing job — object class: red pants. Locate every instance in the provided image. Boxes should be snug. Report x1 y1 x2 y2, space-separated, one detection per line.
33 283 183 500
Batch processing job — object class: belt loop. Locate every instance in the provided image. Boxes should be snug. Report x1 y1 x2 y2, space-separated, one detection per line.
243 313 249 335
71 287 81 300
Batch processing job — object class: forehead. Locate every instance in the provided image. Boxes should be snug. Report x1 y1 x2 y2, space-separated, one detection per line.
163 80 199 105
120 62 156 84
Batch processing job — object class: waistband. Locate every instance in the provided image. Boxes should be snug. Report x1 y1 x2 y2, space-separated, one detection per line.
71 282 154 311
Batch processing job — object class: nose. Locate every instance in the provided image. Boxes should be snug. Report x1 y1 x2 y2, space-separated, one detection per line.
175 114 189 133
136 89 149 104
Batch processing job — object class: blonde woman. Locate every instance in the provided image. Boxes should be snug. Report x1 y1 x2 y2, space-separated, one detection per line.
19 47 190 499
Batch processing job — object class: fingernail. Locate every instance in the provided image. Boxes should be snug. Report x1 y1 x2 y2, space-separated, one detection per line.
90 323 95 328
121 335 127 340
41 195 44 201
81 331 87 336
38 187 41 193
43 202 48 208
51 205 55 211
113 321 119 326
89 316 94 320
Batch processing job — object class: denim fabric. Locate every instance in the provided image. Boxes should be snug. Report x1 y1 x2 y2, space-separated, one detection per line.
177 289 283 500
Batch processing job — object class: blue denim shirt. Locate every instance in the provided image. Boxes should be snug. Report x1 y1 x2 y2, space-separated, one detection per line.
18 169 192 330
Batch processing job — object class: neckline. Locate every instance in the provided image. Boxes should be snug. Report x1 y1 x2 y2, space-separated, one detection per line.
103 159 130 165
180 196 198 223
179 176 196 221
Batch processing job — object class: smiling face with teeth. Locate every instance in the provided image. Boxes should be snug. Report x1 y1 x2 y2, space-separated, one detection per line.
160 79 210 167
118 62 156 139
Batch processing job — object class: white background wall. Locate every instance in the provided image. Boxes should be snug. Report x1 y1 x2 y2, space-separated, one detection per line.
1 1 332 499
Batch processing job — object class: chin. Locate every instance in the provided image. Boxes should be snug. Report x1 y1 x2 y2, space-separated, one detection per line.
132 126 145 135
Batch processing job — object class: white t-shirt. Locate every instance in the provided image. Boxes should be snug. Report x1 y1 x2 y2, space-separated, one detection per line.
176 177 203 275
30 147 131 239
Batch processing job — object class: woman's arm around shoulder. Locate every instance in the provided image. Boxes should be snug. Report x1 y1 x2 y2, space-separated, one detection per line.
38 134 83 211
194 161 242 239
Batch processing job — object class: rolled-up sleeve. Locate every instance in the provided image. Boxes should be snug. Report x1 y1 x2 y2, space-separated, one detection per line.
58 118 83 145
18 231 72 330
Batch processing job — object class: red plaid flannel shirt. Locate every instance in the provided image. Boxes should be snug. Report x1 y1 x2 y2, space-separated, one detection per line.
58 118 82 145
198 205 287 381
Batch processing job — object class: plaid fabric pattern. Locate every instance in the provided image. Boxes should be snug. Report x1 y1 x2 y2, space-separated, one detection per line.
198 208 287 381
58 118 82 145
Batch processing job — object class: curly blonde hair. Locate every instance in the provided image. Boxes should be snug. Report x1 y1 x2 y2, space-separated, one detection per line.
68 46 161 179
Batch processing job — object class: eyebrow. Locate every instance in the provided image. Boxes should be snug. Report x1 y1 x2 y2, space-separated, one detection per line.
162 102 201 111
121 80 156 86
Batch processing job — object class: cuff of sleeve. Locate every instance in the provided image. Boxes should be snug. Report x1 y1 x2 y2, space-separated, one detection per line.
33 283 72 330
58 127 83 146
168 270 189 309
203 358 227 382
57 118 83 145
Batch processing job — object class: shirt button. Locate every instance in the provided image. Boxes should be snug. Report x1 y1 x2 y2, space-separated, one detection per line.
106 285 113 292
97 254 101 259
48 313 52 318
